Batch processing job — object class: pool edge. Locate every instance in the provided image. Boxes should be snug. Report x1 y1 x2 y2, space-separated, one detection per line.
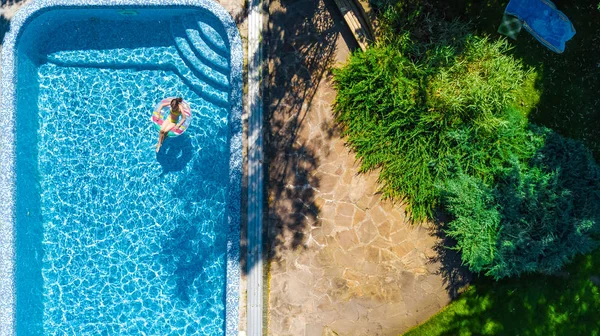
0 1 244 335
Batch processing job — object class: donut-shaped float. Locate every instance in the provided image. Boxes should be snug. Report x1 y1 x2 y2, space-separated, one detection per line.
150 97 192 137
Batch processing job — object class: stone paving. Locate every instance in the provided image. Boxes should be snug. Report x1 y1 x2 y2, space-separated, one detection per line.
266 0 469 335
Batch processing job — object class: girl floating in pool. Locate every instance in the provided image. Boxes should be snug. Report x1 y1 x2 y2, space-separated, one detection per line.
155 97 187 152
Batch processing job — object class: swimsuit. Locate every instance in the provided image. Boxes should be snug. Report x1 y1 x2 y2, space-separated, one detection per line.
169 109 182 124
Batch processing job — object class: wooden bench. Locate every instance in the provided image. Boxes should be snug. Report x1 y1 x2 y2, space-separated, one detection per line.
333 0 374 51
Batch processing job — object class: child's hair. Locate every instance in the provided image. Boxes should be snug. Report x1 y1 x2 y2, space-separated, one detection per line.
170 97 183 112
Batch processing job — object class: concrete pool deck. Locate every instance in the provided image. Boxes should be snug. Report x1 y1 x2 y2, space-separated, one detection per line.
265 0 470 334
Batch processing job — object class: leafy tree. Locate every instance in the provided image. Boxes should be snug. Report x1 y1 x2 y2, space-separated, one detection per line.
333 36 531 221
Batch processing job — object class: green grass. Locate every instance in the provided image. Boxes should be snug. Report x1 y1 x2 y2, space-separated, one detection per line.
404 250 600 335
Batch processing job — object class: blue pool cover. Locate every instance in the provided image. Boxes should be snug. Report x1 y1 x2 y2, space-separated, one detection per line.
505 0 576 53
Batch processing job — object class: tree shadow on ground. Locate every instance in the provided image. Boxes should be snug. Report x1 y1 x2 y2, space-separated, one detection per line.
427 211 472 299
0 0 27 43
255 0 358 272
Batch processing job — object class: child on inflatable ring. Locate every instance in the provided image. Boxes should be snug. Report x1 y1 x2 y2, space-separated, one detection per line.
155 97 187 153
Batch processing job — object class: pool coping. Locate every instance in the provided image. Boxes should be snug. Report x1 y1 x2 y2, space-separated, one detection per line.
246 0 265 335
0 1 243 335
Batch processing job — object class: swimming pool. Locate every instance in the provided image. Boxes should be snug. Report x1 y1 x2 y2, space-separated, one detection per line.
0 1 242 335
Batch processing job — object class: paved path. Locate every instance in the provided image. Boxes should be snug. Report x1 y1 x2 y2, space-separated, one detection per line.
266 0 469 335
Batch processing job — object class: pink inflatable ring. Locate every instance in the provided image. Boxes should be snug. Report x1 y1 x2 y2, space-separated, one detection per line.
150 97 192 137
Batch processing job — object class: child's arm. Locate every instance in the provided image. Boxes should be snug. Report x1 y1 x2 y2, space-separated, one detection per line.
154 101 169 116
175 111 187 129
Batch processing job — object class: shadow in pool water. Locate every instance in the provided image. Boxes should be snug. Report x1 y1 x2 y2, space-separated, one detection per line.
159 218 215 304
156 134 193 176
157 127 229 305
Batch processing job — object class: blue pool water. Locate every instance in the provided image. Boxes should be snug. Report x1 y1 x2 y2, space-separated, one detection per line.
13 8 236 335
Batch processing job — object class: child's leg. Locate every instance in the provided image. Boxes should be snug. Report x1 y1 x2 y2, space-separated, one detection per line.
156 131 166 152
156 120 176 152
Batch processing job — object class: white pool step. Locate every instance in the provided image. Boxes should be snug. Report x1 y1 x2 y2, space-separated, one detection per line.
170 20 230 91
169 55 230 108
181 15 229 74
190 15 229 57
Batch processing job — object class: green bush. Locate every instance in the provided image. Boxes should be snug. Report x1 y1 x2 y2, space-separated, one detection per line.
442 127 600 278
441 173 501 273
333 36 531 221
334 3 600 278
